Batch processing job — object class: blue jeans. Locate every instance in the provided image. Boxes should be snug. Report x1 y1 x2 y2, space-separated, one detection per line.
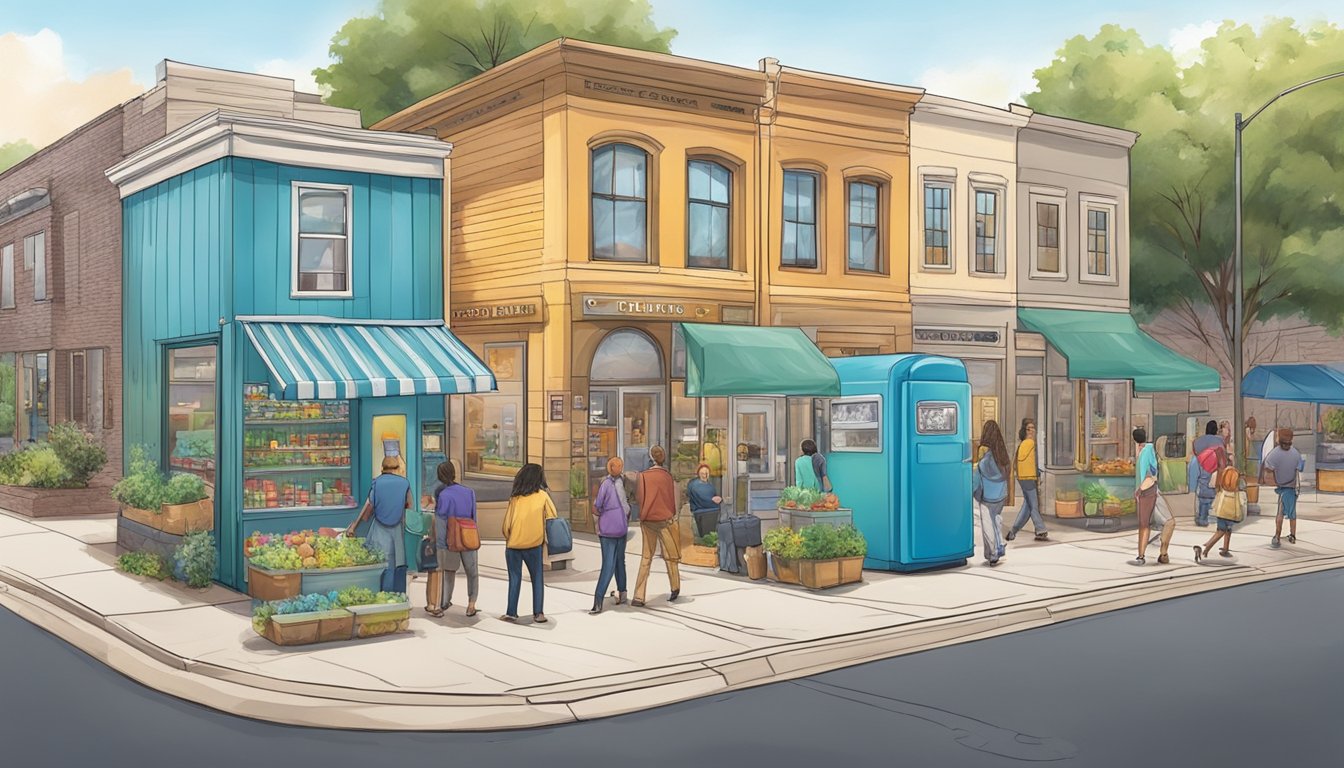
1011 479 1046 534
1196 496 1213 526
505 545 544 617
594 535 628 604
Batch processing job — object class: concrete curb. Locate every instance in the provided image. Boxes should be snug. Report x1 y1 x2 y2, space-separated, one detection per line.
1 554 1341 731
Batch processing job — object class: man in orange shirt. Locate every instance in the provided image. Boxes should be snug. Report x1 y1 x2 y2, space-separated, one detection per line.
632 445 681 606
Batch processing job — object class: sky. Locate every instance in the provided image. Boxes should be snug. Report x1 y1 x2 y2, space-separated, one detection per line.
1 0 1340 148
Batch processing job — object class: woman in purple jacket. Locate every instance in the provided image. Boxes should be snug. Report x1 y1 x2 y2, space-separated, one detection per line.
590 456 631 615
430 460 479 618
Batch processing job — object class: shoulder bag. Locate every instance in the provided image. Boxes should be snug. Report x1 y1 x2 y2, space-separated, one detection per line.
448 513 480 552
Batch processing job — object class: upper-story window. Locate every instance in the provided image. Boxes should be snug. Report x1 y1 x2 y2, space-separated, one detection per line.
292 183 352 297
592 143 649 263
1032 199 1063 276
922 182 952 269
687 159 731 269
973 190 1000 274
781 170 819 269
846 180 881 272
1 243 13 309
24 231 46 301
1084 202 1115 280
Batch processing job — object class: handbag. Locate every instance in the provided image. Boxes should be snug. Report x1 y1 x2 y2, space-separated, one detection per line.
1151 492 1173 528
448 516 481 552
545 517 573 556
417 535 437 572
1214 489 1246 523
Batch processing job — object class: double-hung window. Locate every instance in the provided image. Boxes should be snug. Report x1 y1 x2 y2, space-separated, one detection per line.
846 180 881 272
687 160 731 269
292 183 352 296
781 170 819 268
24 232 46 301
1087 207 1112 278
1 243 13 308
922 182 952 269
973 190 1000 274
591 144 649 263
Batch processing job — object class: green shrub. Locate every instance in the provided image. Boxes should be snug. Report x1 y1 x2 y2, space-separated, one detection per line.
117 551 169 580
162 472 207 505
174 531 217 588
112 446 166 510
47 422 107 487
768 524 867 560
763 526 804 559
14 446 70 488
699 531 718 547
800 523 841 559
833 525 868 558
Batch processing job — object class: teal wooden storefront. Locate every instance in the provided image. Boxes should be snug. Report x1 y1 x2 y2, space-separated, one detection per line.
113 120 489 590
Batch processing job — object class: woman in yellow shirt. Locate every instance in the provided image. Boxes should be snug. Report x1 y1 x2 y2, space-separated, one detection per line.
500 463 557 623
1006 419 1049 542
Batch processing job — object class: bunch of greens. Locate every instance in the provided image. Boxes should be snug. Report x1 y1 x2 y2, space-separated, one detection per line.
763 526 804 560
117 551 169 580
698 531 718 548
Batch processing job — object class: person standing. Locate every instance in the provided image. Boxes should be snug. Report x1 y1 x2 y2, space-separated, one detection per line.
1007 419 1048 542
590 457 630 615
1188 420 1225 527
1263 428 1304 549
346 457 411 593
632 445 681 606
1132 428 1174 565
500 463 557 623
974 421 1011 567
794 439 833 493
686 463 722 538
1219 420 1235 467
429 460 479 618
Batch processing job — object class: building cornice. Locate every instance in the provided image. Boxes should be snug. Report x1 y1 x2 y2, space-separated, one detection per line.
1014 106 1138 148
106 110 451 198
915 93 1029 127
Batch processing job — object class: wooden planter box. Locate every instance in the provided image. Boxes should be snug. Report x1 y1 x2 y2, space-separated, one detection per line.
681 544 719 568
119 498 213 535
1245 483 1260 504
0 484 119 518
768 555 802 585
787 556 864 590
246 563 384 601
260 609 355 646
1054 499 1084 518
1318 468 1344 493
348 602 411 638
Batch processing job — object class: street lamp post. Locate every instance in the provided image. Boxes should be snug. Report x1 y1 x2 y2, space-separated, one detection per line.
1232 71 1344 471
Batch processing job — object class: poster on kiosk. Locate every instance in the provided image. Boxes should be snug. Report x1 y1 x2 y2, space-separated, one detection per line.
827 355 974 571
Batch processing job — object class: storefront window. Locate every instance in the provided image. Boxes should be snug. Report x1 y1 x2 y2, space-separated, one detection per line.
591 330 662 382
1047 377 1074 468
670 382 700 489
1084 380 1131 469
14 352 51 444
242 384 352 510
166 345 216 484
964 359 1002 442
466 343 525 485
735 399 776 478
0 352 15 452
703 397 728 496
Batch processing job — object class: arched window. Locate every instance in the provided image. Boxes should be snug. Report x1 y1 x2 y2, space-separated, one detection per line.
687 159 731 269
591 329 663 382
591 143 649 263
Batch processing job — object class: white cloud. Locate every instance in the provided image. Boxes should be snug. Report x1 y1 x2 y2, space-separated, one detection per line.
1168 20 1221 67
0 29 145 149
917 59 1038 108
255 57 323 94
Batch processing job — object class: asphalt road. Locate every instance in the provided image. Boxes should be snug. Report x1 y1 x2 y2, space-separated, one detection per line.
3 569 1343 768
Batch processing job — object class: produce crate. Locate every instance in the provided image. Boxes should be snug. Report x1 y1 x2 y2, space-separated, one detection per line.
1054 499 1084 518
260 609 355 646
778 508 853 530
681 544 718 569
300 563 385 594
348 602 412 638
768 555 802 585
120 500 213 535
247 565 302 601
797 556 864 590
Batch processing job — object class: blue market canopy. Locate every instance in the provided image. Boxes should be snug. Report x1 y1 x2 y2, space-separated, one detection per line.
1243 363 1344 405
241 318 496 400
681 323 840 397
1017 308 1221 393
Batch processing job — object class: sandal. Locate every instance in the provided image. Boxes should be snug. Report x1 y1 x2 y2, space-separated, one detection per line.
465 607 478 617
533 613 548 623
1219 549 1233 558
425 606 444 617
1157 554 1169 565
1193 546 1203 563
500 614 517 623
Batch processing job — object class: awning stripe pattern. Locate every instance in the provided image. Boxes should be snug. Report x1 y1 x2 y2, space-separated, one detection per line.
242 320 496 400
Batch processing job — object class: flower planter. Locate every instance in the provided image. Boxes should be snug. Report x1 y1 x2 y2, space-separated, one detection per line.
681 544 719 569
1054 499 1084 518
0 484 120 519
260 609 356 646
768 555 802 585
246 563 384 601
347 602 411 638
119 498 213 535
777 507 853 530
797 556 865 590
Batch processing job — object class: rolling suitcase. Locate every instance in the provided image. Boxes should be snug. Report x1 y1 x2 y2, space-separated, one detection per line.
716 518 739 574
731 513 763 548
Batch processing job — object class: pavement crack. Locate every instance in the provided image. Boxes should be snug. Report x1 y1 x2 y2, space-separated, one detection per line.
794 679 1080 762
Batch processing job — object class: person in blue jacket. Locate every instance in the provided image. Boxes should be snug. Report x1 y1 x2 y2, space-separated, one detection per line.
1187 420 1225 526
973 420 1011 567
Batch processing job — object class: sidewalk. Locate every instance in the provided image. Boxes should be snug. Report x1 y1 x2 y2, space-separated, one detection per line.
2 495 1343 731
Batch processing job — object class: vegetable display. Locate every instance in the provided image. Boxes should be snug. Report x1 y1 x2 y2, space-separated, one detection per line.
251 588 408 635
765 523 866 560
246 528 384 570
778 486 842 511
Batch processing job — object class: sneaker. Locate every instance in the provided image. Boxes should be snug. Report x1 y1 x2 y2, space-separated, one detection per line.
987 558 1001 567
998 545 1006 558
1034 531 1050 541
1005 529 1017 542
1270 537 1281 549
1288 534 1297 544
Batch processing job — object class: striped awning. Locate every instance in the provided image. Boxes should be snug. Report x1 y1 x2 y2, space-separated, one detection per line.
241 319 496 400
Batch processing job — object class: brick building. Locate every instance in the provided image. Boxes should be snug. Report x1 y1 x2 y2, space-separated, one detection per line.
0 61 359 483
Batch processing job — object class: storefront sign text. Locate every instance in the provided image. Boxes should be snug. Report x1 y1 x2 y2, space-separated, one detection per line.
450 303 539 322
578 77 754 120
915 328 1001 344
582 295 719 322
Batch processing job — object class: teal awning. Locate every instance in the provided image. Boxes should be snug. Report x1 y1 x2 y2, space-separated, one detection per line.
241 318 496 400
681 323 840 397
1017 308 1221 393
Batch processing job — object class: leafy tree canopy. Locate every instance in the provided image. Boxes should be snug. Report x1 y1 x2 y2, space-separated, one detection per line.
0 140 37 174
316 0 677 125
1026 20 1344 370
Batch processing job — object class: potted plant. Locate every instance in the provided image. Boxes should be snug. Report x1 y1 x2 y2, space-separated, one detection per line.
765 524 866 590
764 526 804 584
252 587 410 646
172 531 217 588
1079 481 1110 516
0 423 116 517
113 446 213 534
1054 489 1084 518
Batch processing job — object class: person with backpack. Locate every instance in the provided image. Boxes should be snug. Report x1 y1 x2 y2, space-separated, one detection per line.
973 420 1011 567
1263 428 1303 549
1006 418 1048 542
1187 420 1226 526
1131 428 1174 565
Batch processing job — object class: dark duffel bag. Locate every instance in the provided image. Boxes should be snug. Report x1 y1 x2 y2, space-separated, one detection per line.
716 519 739 574
731 513 762 548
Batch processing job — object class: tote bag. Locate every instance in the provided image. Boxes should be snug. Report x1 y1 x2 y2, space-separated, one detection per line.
545 517 573 556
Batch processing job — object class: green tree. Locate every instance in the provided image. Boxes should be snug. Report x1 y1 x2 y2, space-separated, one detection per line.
0 358 15 439
0 140 36 174
1026 20 1344 377
315 0 677 125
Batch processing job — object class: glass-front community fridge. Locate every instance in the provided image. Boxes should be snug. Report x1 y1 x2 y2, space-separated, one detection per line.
826 354 973 572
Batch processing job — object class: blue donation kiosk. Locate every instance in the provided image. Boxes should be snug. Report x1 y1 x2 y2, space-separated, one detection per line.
827 355 973 571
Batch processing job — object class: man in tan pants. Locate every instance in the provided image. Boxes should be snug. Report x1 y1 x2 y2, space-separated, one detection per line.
632 445 681 606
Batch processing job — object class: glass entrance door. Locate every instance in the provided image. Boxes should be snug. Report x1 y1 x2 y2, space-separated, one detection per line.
620 388 663 475
587 386 666 522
